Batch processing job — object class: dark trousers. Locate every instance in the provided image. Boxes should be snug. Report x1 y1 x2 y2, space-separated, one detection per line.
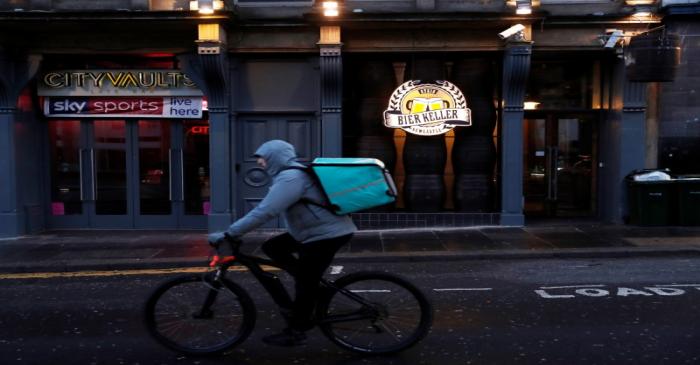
262 232 352 330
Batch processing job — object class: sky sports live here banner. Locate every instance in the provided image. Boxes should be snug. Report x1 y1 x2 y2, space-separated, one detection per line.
44 96 202 119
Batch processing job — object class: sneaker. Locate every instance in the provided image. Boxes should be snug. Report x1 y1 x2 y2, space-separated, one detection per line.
262 328 307 347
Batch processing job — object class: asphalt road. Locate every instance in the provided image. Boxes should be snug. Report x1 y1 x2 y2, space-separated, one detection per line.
1 256 699 365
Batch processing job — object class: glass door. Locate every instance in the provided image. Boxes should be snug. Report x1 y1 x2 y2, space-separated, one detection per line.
524 113 596 217
48 120 89 228
134 120 177 228
180 120 210 228
91 120 132 227
48 119 208 229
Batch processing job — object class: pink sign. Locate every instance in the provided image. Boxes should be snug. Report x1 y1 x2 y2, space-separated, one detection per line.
203 201 211 215
51 202 65 216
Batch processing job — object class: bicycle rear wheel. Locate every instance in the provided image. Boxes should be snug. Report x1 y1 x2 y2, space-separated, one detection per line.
317 271 432 354
144 274 256 356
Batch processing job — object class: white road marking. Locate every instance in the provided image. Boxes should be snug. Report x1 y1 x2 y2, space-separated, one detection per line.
539 284 606 289
650 284 700 287
535 284 700 299
350 290 392 293
535 289 575 299
433 288 493 292
330 265 344 275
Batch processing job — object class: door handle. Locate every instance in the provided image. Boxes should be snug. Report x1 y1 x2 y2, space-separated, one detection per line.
79 149 85 201
168 149 173 201
550 147 559 201
545 147 553 200
180 149 185 201
90 148 97 200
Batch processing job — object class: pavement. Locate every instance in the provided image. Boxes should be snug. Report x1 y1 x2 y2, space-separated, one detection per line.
1 223 700 273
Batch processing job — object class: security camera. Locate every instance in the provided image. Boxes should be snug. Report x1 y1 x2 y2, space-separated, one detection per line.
604 30 624 48
498 24 526 40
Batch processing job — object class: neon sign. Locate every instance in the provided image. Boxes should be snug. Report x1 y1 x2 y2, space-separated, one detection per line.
188 126 209 135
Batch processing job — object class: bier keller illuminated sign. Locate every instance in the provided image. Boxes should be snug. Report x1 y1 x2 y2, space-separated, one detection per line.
383 80 471 136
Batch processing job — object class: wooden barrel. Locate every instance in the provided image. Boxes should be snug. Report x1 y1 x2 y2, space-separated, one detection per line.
404 174 445 212
403 134 446 175
454 174 494 212
463 96 496 136
356 135 396 173
358 98 390 134
452 135 497 174
626 32 681 82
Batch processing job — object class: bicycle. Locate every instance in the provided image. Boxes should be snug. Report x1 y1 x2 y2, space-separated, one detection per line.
144 235 433 356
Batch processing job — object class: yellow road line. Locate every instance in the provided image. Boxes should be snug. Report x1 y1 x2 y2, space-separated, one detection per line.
0 265 281 280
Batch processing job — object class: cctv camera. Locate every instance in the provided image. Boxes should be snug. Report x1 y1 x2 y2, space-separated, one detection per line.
604 30 624 48
498 24 526 40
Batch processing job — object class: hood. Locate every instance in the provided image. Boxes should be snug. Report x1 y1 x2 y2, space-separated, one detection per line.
254 140 304 176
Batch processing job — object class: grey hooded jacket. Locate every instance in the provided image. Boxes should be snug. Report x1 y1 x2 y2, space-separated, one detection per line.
226 140 357 243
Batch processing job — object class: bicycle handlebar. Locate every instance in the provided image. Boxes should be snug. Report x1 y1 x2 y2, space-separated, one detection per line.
222 233 242 254
210 233 278 270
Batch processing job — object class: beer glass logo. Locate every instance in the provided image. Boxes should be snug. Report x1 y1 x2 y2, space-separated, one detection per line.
408 98 447 114
384 80 471 136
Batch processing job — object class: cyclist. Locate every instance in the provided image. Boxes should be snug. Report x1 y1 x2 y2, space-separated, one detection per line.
208 139 356 347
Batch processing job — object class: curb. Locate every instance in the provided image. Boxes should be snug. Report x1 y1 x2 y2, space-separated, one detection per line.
1 246 699 274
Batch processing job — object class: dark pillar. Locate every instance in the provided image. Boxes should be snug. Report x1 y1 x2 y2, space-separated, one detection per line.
179 26 232 232
617 74 648 222
319 26 343 157
499 40 532 226
0 51 41 237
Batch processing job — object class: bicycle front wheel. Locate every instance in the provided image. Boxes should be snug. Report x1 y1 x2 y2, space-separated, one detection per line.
318 271 433 354
144 274 256 356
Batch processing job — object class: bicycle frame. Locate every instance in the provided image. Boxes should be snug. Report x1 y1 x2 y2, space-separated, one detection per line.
208 246 380 326
212 251 294 310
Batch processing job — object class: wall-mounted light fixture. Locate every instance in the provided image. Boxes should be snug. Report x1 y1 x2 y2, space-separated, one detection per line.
633 5 654 17
322 1 341 17
197 23 225 54
516 0 532 15
189 0 224 14
523 101 540 110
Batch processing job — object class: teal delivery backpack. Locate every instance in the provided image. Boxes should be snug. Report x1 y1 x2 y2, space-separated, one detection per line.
307 158 398 215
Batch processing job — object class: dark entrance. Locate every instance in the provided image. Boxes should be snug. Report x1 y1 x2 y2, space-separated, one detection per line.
523 112 597 217
47 119 209 228
236 115 319 228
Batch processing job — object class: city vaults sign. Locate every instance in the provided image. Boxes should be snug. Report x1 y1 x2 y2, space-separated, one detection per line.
383 80 471 136
38 70 204 119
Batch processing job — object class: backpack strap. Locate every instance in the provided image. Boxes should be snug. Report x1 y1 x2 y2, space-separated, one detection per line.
280 165 340 214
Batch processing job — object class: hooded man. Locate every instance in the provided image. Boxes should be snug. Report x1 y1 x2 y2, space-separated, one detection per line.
208 139 357 346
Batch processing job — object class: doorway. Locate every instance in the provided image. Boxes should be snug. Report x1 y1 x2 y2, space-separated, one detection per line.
47 119 209 228
523 113 597 217
236 115 319 228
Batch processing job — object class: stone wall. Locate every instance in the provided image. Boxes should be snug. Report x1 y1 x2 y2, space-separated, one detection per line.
658 20 700 173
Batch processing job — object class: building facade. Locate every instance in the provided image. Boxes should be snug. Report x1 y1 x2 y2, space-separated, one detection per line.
0 0 698 237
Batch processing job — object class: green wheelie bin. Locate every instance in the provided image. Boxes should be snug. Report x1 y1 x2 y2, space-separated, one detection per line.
626 171 675 226
676 175 700 226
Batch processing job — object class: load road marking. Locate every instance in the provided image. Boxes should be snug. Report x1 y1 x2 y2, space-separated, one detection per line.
535 284 700 299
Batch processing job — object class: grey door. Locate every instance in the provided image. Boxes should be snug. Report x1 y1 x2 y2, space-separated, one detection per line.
237 115 319 228
523 113 597 217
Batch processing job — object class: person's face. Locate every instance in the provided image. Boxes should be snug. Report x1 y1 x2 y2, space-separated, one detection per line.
256 157 267 169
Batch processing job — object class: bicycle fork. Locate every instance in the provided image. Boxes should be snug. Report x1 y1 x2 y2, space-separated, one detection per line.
193 269 225 319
